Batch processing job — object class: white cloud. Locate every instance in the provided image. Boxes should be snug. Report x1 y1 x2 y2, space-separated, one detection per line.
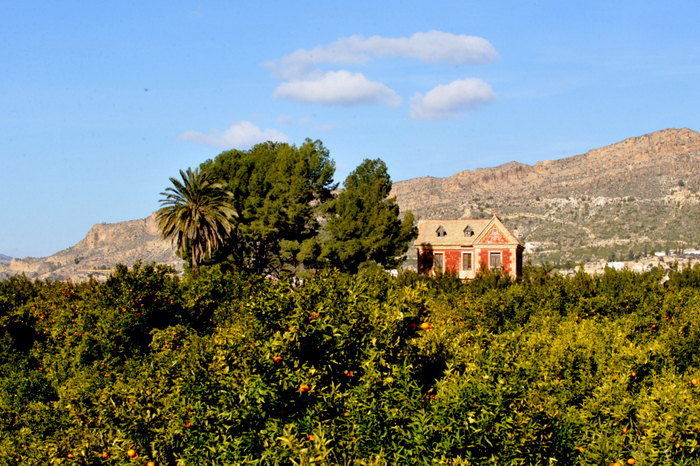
273 70 402 107
176 121 289 148
335 163 351 175
297 116 313 126
362 31 498 65
265 31 498 78
277 114 294 125
315 123 341 133
263 31 497 110
409 78 495 120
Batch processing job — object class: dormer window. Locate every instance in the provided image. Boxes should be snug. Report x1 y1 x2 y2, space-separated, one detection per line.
436 226 447 238
463 226 474 237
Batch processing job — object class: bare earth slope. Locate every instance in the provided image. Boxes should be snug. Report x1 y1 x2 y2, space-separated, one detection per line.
0 213 183 282
392 128 700 265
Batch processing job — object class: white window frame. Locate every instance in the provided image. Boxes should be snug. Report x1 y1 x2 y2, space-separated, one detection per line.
462 252 472 271
433 252 444 272
490 252 502 269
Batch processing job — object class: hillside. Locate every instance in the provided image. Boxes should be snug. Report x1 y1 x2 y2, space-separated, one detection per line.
2 127 699 281
393 127 700 265
0 213 183 282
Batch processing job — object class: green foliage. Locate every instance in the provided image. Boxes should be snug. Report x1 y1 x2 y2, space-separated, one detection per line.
322 158 417 273
200 139 336 277
167 140 418 279
3 264 700 464
157 167 237 272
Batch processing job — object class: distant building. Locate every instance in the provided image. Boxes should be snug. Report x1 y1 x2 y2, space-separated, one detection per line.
414 216 524 280
607 261 626 271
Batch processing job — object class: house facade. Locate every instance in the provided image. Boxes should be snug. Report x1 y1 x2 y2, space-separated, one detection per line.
415 216 524 280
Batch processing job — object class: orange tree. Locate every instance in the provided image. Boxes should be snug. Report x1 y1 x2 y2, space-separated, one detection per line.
1 263 700 464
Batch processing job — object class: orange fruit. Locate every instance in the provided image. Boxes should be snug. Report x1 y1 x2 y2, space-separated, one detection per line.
147 462 155 466
627 459 636 465
273 356 282 363
622 427 629 434
420 322 433 330
692 378 698 386
300 384 310 393
101 452 109 458
578 446 584 453
631 372 636 377
127 449 136 458
67 453 74 458
612 463 622 466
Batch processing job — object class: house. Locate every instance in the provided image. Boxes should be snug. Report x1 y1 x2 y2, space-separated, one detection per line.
607 261 626 271
415 216 524 280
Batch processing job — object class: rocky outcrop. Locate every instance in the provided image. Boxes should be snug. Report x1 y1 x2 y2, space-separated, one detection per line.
4 128 699 282
4 213 183 282
392 128 700 214
393 128 700 267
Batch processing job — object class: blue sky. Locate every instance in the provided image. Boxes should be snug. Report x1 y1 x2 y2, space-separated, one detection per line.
2 0 699 258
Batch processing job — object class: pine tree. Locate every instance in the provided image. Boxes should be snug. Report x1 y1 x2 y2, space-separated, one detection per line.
200 139 336 276
322 158 417 273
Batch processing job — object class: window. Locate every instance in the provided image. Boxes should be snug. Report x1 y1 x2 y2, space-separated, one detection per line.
434 253 444 272
436 226 447 237
462 252 472 271
463 226 474 237
490 252 502 269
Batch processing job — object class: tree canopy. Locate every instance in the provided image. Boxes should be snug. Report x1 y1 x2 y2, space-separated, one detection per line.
199 139 336 277
163 140 417 277
322 158 417 273
156 167 237 273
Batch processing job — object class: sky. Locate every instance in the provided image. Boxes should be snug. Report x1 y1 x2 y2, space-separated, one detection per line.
2 0 700 258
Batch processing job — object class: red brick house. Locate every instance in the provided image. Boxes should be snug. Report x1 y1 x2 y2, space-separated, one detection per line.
415 216 524 280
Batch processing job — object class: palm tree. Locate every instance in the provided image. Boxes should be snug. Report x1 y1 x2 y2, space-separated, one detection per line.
156 167 237 273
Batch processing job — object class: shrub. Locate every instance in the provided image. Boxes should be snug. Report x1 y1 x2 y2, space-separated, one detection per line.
2 263 700 463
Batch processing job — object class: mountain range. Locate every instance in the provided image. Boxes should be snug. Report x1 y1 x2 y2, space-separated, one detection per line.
0 214 182 282
394 127 700 267
2 127 699 281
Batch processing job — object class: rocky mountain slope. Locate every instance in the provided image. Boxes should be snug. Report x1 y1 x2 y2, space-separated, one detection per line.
392 127 700 266
0 213 183 282
3 127 699 282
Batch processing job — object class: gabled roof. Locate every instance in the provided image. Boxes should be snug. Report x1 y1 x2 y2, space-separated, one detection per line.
414 216 523 247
